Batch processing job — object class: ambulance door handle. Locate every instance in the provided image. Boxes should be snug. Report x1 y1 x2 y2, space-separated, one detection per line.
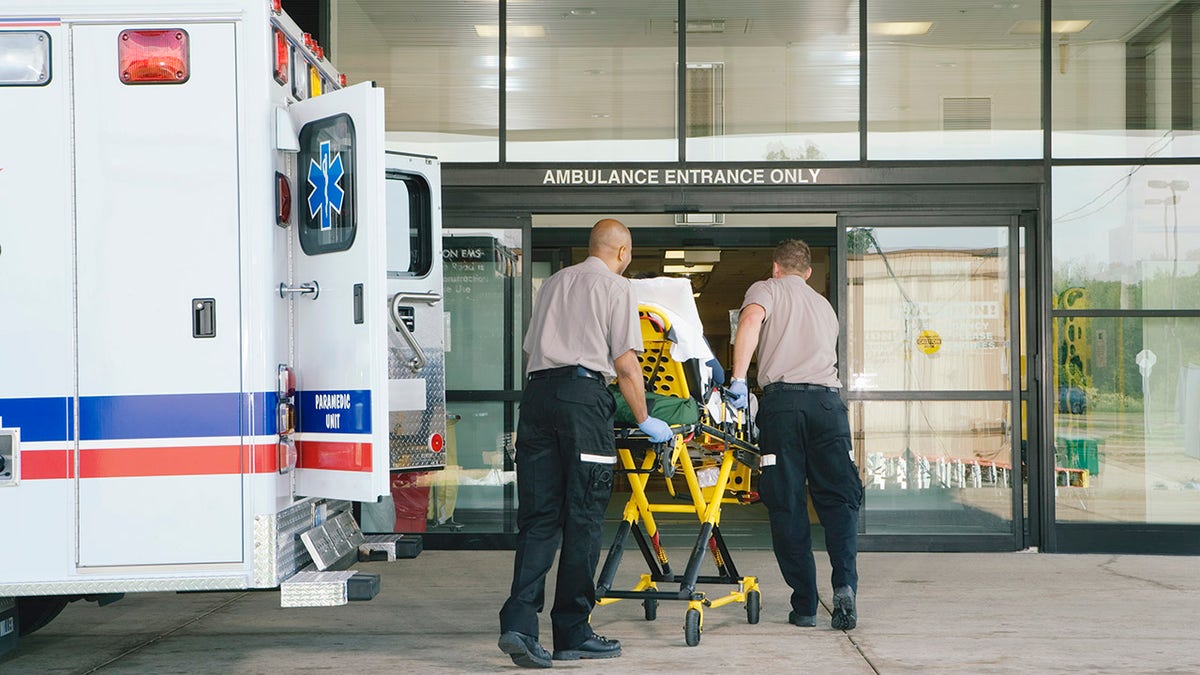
279 281 320 299
389 292 441 372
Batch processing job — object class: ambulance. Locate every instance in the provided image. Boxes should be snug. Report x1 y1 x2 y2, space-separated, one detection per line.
0 0 446 654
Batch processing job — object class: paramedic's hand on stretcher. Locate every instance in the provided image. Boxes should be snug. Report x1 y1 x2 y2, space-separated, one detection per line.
728 379 749 410
638 416 674 444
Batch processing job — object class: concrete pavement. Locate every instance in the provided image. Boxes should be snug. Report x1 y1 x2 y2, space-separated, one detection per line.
4 549 1198 673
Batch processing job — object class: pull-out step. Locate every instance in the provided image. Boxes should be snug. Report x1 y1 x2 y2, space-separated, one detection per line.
358 533 422 561
281 511 422 607
280 571 358 607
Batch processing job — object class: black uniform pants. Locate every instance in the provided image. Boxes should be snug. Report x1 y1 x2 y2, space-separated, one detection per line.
499 375 616 650
757 387 863 616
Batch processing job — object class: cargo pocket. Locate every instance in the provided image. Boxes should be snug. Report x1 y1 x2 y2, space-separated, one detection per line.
582 460 615 520
757 454 783 511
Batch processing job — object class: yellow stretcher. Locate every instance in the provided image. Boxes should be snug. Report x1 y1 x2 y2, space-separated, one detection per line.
595 304 763 647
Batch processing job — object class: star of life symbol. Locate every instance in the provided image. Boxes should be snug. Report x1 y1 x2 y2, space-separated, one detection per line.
306 140 345 231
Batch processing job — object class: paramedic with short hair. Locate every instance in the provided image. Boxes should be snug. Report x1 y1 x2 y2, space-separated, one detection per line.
498 218 673 669
728 238 863 631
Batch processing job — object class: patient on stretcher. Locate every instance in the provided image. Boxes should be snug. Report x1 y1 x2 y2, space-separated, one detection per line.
627 276 759 433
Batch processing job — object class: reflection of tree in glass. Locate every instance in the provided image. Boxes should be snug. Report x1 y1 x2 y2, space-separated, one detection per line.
764 140 825 161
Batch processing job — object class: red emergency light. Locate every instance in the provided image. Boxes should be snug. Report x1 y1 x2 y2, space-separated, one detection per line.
276 172 291 227
338 74 347 87
314 45 324 60
119 29 189 84
270 0 283 15
273 29 288 85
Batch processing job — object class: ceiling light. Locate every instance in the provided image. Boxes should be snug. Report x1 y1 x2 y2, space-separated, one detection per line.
685 250 721 264
568 8 597 16
1009 19 1092 35
664 250 721 264
869 21 933 36
475 25 546 38
663 263 714 274
674 20 726 34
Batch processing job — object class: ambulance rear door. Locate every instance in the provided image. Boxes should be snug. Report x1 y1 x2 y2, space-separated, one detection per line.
288 82 388 501
383 153 446 473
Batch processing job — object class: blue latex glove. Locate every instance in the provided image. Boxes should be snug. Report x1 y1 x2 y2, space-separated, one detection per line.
728 379 749 410
637 416 674 443
706 358 726 390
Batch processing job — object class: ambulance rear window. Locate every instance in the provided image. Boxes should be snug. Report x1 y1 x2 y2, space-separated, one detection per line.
386 172 433 277
0 31 51 86
298 114 356 255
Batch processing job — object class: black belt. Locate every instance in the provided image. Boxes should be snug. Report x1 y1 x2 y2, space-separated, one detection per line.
763 382 839 394
528 365 606 383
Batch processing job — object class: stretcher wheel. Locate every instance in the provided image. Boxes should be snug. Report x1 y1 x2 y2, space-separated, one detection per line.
684 608 701 646
643 598 658 621
745 590 761 624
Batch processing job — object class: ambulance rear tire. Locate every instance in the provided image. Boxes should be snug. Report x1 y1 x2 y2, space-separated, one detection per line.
643 598 657 621
684 608 701 647
17 596 70 637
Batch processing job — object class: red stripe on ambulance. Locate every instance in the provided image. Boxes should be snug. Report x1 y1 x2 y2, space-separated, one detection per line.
21 448 74 480
296 440 373 472
21 444 283 479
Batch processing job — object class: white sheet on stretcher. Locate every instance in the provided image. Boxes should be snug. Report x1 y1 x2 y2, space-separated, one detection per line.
630 277 716 367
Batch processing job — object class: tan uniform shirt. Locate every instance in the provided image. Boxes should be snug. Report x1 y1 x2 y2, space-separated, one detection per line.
524 256 642 379
741 274 840 388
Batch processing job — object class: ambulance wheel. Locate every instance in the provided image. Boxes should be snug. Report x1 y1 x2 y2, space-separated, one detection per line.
17 596 70 637
643 598 658 621
746 590 761 624
684 608 701 647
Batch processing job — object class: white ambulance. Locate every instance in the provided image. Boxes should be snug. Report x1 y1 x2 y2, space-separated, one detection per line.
0 0 446 653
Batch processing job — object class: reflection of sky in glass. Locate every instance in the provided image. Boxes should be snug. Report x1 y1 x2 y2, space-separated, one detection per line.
1053 166 1200 281
858 227 1008 252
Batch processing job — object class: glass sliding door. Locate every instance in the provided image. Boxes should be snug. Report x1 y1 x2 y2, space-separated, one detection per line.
842 215 1024 542
425 228 524 542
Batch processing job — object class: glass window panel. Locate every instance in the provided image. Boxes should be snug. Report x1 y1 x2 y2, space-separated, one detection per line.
685 0 859 161
506 1 677 161
333 1 498 161
362 402 512 534
439 402 516 532
1053 1 1200 158
444 230 523 390
1020 227 1028 391
867 2 1041 159
856 400 1014 534
1053 317 1200 524
1053 165 1200 310
847 227 1012 392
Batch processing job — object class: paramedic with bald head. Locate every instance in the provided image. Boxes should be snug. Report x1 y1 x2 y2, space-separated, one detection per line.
498 218 673 669
728 239 863 632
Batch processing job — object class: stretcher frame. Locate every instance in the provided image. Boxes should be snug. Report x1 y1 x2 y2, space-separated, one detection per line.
595 305 762 647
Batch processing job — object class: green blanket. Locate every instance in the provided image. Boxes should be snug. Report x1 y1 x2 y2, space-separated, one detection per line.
609 385 700 427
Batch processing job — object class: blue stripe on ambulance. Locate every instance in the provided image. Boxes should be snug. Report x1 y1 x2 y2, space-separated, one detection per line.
0 396 73 442
0 392 280 441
